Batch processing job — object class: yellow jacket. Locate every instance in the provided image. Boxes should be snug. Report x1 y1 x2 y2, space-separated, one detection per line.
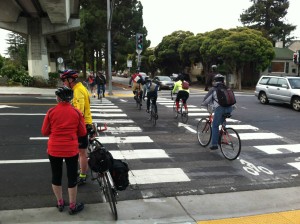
72 82 92 125
172 80 190 93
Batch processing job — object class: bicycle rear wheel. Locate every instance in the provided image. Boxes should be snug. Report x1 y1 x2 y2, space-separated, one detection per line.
181 105 188 124
173 101 178 118
100 172 118 220
197 118 211 146
151 106 156 126
220 127 241 161
99 90 103 103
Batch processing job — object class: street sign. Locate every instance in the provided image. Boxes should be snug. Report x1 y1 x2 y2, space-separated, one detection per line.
57 57 63 64
127 60 132 68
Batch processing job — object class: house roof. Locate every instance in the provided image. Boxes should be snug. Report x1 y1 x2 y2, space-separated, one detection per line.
274 47 294 60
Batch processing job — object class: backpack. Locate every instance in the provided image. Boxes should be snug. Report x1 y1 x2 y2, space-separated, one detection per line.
182 80 189 90
88 146 113 173
109 159 129 191
215 84 236 107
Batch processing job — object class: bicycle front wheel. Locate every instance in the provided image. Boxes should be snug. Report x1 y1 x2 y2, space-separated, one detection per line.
151 108 156 126
197 118 211 146
101 172 118 220
181 105 188 124
220 127 241 161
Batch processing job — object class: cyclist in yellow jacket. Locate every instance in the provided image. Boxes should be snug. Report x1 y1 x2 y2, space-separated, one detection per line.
172 74 190 113
60 69 92 186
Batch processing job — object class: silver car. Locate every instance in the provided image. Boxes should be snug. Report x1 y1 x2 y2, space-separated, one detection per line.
254 75 300 111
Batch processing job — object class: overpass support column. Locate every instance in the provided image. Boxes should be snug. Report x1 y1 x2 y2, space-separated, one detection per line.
27 18 49 79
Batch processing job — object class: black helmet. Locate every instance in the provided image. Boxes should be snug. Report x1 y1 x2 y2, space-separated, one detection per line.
55 86 73 102
211 65 217 72
213 74 225 83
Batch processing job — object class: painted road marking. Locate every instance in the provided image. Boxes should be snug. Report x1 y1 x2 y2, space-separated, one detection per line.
238 133 283 140
92 119 134 124
107 126 142 133
91 105 118 108
288 162 300 170
0 113 45 116
92 113 127 117
90 108 123 112
0 159 48 164
254 144 300 154
95 136 153 144
129 168 190 184
0 105 18 109
164 105 197 108
111 149 169 160
226 125 259 130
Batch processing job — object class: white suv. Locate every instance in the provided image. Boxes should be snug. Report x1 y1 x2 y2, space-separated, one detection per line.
254 75 300 111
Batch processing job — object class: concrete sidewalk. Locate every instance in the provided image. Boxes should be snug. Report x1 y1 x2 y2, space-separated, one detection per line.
1 187 300 223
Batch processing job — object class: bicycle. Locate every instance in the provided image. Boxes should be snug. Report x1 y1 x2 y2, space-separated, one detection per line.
196 106 241 160
171 92 188 124
87 123 118 220
134 87 142 110
98 87 103 103
146 96 158 126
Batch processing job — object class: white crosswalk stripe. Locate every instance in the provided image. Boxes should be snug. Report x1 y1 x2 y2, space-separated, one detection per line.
253 144 300 154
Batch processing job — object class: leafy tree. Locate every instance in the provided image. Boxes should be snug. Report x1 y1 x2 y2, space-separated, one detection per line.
179 34 204 67
240 0 296 47
6 32 27 69
154 30 194 75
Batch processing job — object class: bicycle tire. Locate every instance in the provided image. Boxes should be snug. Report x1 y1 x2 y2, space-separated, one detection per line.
173 101 178 118
181 104 188 124
99 90 103 103
197 118 211 146
151 107 156 126
102 172 118 220
220 127 241 161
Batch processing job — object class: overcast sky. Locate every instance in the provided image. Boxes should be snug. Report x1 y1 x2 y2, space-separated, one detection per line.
0 0 299 56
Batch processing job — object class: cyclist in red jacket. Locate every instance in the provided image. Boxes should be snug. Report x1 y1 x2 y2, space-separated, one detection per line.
41 86 87 215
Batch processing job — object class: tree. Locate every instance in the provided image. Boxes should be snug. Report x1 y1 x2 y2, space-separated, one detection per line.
6 32 27 69
240 0 296 47
154 30 194 75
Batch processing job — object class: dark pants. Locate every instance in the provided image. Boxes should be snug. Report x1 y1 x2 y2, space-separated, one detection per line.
48 154 79 188
176 90 189 104
147 92 157 113
97 84 105 96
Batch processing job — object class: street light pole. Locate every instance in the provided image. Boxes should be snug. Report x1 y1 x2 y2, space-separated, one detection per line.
107 0 113 95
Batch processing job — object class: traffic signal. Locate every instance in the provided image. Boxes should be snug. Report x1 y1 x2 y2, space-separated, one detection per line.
293 53 298 64
136 33 143 50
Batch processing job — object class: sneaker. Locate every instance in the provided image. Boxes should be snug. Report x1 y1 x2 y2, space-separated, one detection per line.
77 176 87 186
209 145 218 150
69 203 84 215
56 201 65 212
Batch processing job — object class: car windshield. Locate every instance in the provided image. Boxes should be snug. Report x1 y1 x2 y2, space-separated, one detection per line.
159 76 171 81
288 78 300 89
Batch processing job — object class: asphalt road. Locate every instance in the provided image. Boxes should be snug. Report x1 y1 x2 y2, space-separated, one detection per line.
1 87 300 211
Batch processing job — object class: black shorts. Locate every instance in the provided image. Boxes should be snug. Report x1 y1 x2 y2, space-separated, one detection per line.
78 133 88 149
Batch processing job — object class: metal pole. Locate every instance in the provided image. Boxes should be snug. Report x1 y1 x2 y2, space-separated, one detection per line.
107 0 112 95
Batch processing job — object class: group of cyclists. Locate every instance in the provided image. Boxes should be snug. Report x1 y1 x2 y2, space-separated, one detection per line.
42 66 234 215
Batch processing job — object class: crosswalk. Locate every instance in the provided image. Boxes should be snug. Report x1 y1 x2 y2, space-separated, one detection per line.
27 95 300 187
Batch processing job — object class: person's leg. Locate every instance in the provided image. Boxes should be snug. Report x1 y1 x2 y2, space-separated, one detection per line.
182 92 189 112
211 106 223 149
97 84 100 99
48 155 64 211
102 84 106 97
78 135 88 185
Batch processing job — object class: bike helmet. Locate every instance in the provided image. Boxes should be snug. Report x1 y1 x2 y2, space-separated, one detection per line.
60 69 78 80
55 86 73 102
211 65 217 72
213 74 225 83
177 74 184 81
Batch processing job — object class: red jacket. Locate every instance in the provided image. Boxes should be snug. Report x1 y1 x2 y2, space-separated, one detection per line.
41 102 87 157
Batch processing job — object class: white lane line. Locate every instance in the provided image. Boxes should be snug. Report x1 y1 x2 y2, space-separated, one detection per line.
186 113 210 117
238 133 283 140
129 168 190 184
288 162 300 170
91 105 118 108
254 144 300 154
157 102 175 105
92 113 128 117
0 113 45 116
92 119 134 124
195 118 241 123
0 159 48 164
91 103 114 106
107 127 142 133
226 125 259 130
95 136 153 144
0 105 18 109
111 149 169 160
164 105 197 108
90 108 123 112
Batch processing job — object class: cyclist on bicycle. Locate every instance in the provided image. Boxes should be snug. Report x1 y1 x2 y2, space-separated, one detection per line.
128 69 144 106
201 74 234 150
172 74 190 113
60 69 93 185
142 77 159 115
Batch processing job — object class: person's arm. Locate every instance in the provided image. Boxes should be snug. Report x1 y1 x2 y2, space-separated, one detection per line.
201 89 214 106
41 111 51 136
172 81 179 94
72 89 85 114
128 76 133 85
77 109 87 137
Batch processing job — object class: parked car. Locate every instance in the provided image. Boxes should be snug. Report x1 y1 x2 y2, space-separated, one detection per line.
152 76 174 90
254 75 300 111
139 72 149 80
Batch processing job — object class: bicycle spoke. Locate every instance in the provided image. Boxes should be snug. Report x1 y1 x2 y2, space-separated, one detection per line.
220 128 241 160
102 173 118 220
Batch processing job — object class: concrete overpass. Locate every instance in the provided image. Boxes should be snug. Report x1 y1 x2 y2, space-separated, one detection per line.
0 0 80 79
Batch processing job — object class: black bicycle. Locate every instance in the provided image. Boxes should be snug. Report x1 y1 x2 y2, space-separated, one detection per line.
88 123 118 220
171 92 188 124
148 97 158 126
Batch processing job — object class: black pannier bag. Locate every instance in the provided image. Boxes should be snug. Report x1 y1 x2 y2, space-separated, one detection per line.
110 159 129 191
88 146 113 173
